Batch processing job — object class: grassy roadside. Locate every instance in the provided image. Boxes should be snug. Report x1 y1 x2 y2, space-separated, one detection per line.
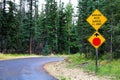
0 53 39 60
68 53 120 80
0 53 68 60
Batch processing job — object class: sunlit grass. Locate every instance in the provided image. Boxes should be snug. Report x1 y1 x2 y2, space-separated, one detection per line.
0 53 39 60
0 53 69 60
68 53 120 80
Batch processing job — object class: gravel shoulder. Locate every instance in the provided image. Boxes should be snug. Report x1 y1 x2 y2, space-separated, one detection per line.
44 60 111 80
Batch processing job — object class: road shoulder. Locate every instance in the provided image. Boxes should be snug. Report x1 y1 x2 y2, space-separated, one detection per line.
44 60 111 80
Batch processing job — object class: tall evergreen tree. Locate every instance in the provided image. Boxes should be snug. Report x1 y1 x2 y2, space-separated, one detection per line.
0 1 19 53
103 0 120 59
42 0 58 54
65 2 73 53
57 0 67 53
76 0 103 56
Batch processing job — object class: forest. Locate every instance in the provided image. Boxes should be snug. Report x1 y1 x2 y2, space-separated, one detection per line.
0 0 120 58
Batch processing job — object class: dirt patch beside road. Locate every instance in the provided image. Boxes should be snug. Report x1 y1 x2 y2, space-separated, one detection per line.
44 60 111 80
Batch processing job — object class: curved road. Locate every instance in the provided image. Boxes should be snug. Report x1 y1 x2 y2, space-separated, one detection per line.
0 57 64 80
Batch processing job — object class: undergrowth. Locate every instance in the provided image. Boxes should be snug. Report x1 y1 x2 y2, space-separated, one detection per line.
68 53 120 80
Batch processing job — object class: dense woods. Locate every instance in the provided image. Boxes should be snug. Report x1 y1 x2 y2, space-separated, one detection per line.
0 0 120 58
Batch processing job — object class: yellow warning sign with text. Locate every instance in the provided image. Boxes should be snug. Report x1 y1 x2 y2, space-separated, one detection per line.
86 9 107 30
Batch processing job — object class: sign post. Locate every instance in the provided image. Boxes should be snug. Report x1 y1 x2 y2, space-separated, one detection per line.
86 9 107 72
96 48 98 72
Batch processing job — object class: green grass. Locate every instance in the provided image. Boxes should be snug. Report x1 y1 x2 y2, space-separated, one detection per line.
59 76 71 80
0 53 38 60
0 53 69 60
68 53 120 80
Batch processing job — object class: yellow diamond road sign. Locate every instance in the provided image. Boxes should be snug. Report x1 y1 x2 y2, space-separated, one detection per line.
88 31 105 49
86 9 107 30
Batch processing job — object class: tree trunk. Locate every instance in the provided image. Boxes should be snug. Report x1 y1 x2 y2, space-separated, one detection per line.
110 27 113 61
3 0 6 13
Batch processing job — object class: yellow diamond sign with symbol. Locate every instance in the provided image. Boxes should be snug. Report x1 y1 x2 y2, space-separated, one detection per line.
86 9 107 30
88 31 105 49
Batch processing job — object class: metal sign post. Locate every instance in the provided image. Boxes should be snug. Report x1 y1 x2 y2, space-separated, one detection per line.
96 48 98 73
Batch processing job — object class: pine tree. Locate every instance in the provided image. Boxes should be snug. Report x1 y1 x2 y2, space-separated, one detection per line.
77 0 98 56
0 1 19 53
43 0 58 54
57 0 67 53
65 2 73 53
103 0 120 59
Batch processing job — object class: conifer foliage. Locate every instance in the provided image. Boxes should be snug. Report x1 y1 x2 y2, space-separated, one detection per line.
0 0 120 58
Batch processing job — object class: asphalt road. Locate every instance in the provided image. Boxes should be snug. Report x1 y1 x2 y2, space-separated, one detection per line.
0 57 64 80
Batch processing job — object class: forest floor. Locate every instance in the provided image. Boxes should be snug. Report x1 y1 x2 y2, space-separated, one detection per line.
44 60 112 80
